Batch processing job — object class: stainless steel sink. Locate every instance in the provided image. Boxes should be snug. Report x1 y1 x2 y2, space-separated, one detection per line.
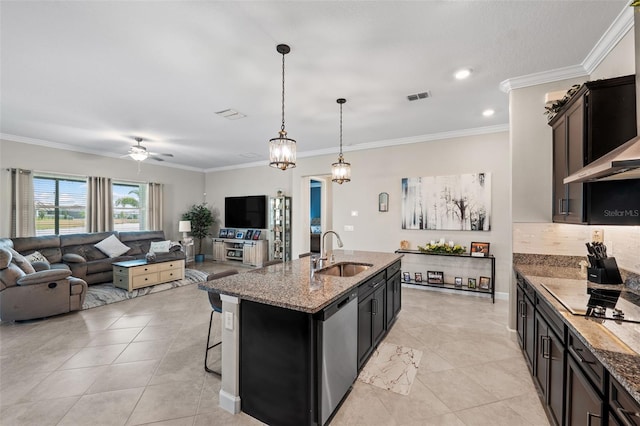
315 262 373 277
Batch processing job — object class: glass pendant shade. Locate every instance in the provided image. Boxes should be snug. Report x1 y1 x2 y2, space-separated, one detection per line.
269 130 297 170
269 44 296 170
331 98 351 184
331 154 351 184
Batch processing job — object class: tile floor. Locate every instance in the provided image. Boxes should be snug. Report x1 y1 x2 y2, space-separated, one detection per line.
0 261 549 425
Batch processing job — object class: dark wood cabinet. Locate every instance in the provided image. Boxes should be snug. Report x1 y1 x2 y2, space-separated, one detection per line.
385 261 401 329
549 75 637 224
534 304 565 425
566 355 603 426
609 376 640 426
516 276 535 372
357 271 387 369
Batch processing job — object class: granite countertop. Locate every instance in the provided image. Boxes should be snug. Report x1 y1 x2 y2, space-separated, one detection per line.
514 263 640 404
199 250 403 314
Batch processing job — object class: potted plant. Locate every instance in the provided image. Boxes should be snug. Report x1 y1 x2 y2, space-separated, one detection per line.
182 203 214 262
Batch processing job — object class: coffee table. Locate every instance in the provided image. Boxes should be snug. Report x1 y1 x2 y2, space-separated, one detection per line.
113 258 185 292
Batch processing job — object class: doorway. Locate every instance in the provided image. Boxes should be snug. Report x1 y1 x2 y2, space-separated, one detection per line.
310 179 322 253
300 175 332 255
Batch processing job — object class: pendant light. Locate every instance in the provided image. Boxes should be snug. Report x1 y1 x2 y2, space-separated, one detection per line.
269 44 296 170
331 98 351 184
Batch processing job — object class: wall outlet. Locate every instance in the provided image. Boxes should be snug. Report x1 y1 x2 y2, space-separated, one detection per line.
344 225 354 231
224 311 234 331
591 229 604 243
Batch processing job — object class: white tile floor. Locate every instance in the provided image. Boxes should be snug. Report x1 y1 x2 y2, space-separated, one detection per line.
0 274 549 425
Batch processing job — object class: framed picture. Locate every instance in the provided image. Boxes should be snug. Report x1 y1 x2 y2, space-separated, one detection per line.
427 271 444 284
245 230 254 240
227 229 235 239
219 229 227 238
470 242 490 257
479 276 491 290
455 277 463 287
252 230 261 240
468 278 477 289
414 272 423 283
403 272 411 283
235 231 244 239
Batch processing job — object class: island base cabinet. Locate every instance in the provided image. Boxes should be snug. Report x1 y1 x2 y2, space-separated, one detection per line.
240 300 316 426
386 270 401 328
357 271 387 370
566 355 603 426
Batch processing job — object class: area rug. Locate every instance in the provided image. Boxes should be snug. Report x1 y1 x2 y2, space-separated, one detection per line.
82 268 209 310
357 342 423 396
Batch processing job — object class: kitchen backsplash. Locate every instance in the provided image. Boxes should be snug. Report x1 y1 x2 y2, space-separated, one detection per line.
513 223 640 274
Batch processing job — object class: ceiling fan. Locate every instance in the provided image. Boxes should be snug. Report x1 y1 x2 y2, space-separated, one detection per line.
125 137 174 162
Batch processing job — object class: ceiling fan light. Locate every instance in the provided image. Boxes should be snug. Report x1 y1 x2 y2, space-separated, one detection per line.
130 151 148 162
331 155 351 184
269 131 297 170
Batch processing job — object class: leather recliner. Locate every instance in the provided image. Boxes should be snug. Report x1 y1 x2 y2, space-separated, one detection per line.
0 248 87 321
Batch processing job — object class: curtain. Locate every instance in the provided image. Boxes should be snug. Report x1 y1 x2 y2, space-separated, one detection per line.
10 168 36 237
86 176 113 232
147 182 163 231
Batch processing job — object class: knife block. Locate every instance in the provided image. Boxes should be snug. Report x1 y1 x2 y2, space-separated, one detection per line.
587 257 623 284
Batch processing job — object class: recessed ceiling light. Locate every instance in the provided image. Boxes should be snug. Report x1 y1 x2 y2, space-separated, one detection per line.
454 68 472 80
483 109 495 117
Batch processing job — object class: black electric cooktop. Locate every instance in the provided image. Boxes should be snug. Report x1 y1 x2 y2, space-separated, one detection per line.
541 282 640 324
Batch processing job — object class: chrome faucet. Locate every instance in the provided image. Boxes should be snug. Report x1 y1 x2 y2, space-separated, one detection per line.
319 230 343 268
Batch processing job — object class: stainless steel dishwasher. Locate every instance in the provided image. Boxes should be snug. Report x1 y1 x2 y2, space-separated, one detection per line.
317 290 358 425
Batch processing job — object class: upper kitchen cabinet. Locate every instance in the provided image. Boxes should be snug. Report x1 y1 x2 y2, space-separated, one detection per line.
549 75 637 224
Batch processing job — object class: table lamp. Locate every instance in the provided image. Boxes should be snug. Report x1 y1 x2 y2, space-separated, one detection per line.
179 221 191 241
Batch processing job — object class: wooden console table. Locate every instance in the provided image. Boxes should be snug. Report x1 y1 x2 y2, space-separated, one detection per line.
113 259 185 292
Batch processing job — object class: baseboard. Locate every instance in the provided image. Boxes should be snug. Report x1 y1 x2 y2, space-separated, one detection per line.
219 389 241 414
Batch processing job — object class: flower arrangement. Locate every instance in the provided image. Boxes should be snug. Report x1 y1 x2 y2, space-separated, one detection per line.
417 240 466 255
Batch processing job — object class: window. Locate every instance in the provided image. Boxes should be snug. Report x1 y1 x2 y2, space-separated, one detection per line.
34 175 87 236
113 182 147 231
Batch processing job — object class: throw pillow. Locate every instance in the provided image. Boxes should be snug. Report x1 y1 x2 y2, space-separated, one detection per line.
25 251 50 266
94 235 130 258
8 248 36 275
149 240 171 253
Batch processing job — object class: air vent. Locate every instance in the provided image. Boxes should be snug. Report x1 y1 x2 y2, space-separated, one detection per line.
407 91 431 101
215 109 247 120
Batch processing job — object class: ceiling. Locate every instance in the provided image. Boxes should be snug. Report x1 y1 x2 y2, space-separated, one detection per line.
0 1 631 171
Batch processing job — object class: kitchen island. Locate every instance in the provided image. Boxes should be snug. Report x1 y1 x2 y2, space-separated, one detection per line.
514 259 640 425
199 250 403 426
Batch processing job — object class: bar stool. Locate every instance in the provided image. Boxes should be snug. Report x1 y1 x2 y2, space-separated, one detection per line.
204 269 238 375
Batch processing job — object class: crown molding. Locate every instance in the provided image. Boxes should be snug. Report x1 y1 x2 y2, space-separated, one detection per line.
1 133 205 172
582 4 633 74
499 65 588 93
499 3 633 93
204 124 510 173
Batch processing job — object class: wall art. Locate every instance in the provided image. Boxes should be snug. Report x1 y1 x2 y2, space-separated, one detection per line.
401 173 491 231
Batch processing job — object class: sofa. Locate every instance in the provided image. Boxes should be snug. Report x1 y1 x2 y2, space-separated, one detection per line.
0 230 185 285
0 247 88 321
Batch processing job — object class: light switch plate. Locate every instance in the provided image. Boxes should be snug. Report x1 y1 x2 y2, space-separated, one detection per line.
224 311 234 330
344 225 354 231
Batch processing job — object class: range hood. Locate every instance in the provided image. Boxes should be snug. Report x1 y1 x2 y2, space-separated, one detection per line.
563 136 640 183
564 6 640 184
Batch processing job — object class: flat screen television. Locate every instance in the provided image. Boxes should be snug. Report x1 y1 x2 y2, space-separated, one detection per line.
225 195 268 229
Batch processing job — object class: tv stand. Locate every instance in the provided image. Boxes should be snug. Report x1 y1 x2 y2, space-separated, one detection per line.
213 238 267 267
